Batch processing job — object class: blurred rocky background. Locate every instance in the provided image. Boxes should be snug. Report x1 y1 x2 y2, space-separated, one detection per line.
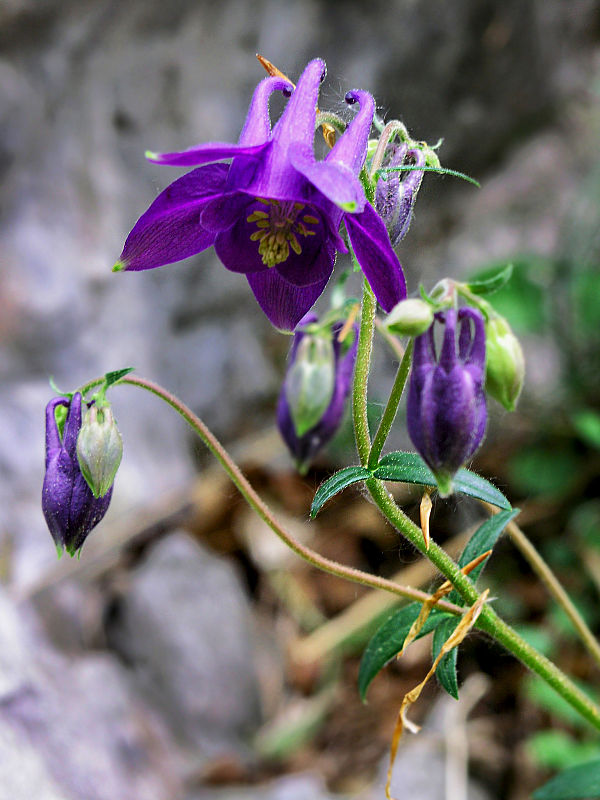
1 1 600 798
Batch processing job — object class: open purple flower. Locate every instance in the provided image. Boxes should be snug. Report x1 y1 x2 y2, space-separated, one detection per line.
114 59 405 330
42 393 113 556
278 313 358 472
407 307 487 496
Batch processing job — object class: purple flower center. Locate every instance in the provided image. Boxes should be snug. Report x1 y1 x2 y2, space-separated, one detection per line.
247 198 319 267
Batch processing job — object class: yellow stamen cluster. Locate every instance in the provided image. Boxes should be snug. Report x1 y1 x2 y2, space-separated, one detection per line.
247 199 319 267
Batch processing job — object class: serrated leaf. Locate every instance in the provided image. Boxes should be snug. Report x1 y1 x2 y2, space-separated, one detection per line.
373 452 511 510
446 508 519 606
358 603 453 701
311 466 372 517
466 263 513 295
432 618 460 699
104 367 134 388
532 759 600 799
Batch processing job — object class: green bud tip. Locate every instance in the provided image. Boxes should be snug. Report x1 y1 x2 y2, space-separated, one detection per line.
112 261 125 273
341 200 357 212
144 150 159 161
434 472 454 498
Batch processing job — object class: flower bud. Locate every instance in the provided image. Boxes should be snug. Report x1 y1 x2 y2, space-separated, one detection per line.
407 308 487 496
278 313 359 473
485 315 525 411
376 145 426 246
284 330 336 437
385 298 434 337
77 404 123 498
42 393 113 557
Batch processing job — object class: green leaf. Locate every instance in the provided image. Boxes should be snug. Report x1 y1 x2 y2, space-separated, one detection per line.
311 466 373 518
526 730 600 772
432 618 460 699
466 263 513 295
358 603 453 701
572 410 600 450
373 452 511 510
104 367 134 389
532 759 600 799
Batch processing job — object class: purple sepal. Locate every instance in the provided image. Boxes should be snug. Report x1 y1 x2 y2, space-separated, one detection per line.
277 314 359 469
407 308 487 493
42 393 112 556
344 202 407 311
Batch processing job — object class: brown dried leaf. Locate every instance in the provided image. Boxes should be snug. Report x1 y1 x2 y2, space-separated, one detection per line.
385 589 490 800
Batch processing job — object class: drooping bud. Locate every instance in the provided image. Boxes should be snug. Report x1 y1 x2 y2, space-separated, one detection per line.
278 313 359 473
484 315 525 411
284 328 336 437
376 145 426 246
385 298 434 337
42 393 113 557
77 403 123 498
407 308 487 496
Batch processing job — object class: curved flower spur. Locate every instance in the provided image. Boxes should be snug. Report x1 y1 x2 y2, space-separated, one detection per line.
114 59 406 330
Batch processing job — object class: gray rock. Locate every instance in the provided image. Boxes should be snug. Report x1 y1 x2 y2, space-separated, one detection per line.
0 587 182 800
187 772 345 800
107 532 262 759
0 720 67 800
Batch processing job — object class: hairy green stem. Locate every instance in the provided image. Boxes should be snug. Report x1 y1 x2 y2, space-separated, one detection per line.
351 280 600 732
352 281 376 466
368 339 413 469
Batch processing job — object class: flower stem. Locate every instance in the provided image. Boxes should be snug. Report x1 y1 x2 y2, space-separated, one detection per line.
79 374 463 615
368 338 413 469
352 280 376 467
351 280 600 732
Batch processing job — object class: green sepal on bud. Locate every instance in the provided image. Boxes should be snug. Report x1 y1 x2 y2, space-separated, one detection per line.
485 315 525 411
384 298 434 337
76 404 123 498
284 333 335 438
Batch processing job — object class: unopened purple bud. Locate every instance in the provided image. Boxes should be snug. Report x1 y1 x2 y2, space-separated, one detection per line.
42 393 113 557
278 313 359 473
407 308 487 496
376 146 426 246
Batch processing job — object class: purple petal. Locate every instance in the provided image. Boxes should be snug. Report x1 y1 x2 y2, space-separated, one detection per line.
200 193 248 232
326 90 375 175
246 271 330 331
275 237 335 287
62 392 83 455
439 309 458 371
45 396 69 467
214 200 335 286
289 143 366 212
117 164 228 271
146 141 269 168
344 202 406 311
271 58 324 151
458 307 486 368
238 76 294 146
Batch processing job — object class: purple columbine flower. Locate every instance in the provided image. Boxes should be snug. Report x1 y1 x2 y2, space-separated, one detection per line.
42 393 113 556
114 59 406 330
376 145 426 246
407 307 487 496
277 313 359 472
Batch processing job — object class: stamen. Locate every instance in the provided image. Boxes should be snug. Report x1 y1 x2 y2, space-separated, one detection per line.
247 198 321 267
